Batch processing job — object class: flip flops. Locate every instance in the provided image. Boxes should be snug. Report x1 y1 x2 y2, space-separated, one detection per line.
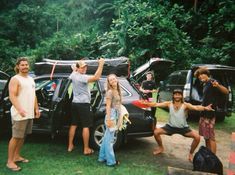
6 164 21 172
15 158 29 163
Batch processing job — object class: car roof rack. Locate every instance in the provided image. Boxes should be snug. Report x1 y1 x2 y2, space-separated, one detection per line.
192 64 235 71
34 57 130 77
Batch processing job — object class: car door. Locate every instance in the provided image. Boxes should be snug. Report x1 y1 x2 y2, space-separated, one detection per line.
0 71 11 133
50 78 71 136
34 77 61 131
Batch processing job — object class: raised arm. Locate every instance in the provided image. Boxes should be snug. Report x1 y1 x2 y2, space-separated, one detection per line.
88 58 105 83
185 102 213 111
142 101 170 108
212 80 229 94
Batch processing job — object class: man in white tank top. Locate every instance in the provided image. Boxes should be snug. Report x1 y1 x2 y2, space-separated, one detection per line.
6 57 40 171
142 89 213 162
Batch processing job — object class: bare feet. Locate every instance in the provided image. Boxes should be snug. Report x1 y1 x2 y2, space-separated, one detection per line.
153 147 164 155
188 153 193 162
84 148 94 155
67 145 74 152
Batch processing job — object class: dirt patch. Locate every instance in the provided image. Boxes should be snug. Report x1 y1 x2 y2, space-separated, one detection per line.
140 122 231 173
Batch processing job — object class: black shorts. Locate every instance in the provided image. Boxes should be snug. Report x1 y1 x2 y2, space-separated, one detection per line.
71 103 93 128
162 124 192 136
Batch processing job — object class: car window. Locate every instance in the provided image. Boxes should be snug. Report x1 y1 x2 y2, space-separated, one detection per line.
177 72 187 85
165 74 179 85
89 82 98 91
35 79 58 91
120 86 130 97
100 79 130 97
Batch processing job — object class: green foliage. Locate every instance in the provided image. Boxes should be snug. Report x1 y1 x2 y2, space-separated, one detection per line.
98 1 193 69
0 0 234 72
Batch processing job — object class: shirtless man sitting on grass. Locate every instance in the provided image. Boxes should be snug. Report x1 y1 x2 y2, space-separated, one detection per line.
142 89 213 162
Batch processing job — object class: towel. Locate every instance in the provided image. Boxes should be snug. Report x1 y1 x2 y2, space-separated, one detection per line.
117 105 131 131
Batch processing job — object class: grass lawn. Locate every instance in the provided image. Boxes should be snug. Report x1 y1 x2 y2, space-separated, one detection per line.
0 109 234 175
0 132 165 174
0 136 165 175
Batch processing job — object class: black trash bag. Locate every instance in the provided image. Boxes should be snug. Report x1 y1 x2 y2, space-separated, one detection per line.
193 146 223 175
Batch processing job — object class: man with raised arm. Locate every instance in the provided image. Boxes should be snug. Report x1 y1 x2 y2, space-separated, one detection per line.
142 89 213 162
68 58 104 155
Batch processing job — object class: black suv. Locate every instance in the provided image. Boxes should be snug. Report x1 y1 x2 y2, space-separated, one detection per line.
0 58 173 149
158 64 235 121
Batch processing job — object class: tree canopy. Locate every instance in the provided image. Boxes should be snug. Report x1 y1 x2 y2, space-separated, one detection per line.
0 0 234 74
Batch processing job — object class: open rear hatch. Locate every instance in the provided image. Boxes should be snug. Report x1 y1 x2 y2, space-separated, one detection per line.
131 57 174 85
34 57 130 77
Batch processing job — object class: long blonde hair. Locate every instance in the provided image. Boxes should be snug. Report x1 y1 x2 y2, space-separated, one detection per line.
106 74 122 102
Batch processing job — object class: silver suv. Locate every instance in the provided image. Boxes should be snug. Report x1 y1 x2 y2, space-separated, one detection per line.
158 64 235 121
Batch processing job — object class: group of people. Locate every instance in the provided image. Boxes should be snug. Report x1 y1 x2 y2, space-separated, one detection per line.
6 57 122 171
140 68 228 162
6 57 228 171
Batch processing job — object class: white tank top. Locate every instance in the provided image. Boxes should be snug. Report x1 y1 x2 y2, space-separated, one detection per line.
168 102 188 128
10 75 36 121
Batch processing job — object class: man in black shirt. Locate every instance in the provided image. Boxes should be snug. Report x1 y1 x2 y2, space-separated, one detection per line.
194 67 228 154
140 72 157 117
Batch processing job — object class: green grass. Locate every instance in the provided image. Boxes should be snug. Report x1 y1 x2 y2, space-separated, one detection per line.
1 110 234 175
0 135 165 175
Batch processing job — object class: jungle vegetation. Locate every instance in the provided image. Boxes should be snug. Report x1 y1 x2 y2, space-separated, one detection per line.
0 0 234 74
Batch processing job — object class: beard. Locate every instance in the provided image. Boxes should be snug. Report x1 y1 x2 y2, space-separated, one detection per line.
173 97 182 102
20 68 29 73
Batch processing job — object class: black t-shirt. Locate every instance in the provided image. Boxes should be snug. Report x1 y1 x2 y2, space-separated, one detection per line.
202 79 220 108
141 80 156 98
201 78 224 117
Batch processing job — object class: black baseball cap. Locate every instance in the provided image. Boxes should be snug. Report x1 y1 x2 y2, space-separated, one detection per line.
173 89 183 95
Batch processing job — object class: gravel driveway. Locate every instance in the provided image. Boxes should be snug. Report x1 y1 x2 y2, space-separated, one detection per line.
139 122 231 173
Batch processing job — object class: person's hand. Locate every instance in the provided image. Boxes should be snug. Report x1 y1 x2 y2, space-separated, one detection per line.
18 108 27 117
211 80 219 87
152 89 158 93
106 119 114 128
98 58 105 66
140 99 150 105
71 64 77 72
35 109 41 118
204 104 214 111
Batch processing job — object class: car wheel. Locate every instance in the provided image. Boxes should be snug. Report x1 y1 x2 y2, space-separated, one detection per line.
90 119 123 150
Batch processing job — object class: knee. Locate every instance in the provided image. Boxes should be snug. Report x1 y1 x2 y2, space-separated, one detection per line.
154 128 160 136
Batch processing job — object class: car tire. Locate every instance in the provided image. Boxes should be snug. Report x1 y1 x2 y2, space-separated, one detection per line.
90 119 123 150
